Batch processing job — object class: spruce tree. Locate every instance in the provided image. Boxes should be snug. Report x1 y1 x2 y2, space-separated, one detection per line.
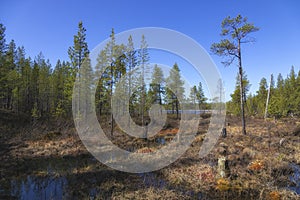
166 63 184 119
229 71 250 116
196 82 207 110
149 65 164 106
256 77 268 115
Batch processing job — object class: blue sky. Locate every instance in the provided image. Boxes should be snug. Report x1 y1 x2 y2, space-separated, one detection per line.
1 0 300 101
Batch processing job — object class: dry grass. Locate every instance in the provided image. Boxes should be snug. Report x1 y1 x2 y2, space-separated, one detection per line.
111 187 189 200
2 116 300 199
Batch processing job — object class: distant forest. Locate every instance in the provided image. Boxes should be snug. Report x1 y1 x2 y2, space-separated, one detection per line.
228 66 300 118
0 21 299 122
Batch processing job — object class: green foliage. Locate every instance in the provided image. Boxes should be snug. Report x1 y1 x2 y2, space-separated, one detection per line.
221 15 259 39
228 70 250 115
2 20 300 126
197 82 207 109
189 85 197 105
68 21 89 71
148 64 165 106
241 67 300 118
188 82 207 110
165 63 185 119
95 29 127 116
211 14 259 135
0 23 6 56
68 21 91 119
137 34 150 124
31 102 39 119
255 77 268 115
211 14 259 66
54 100 66 118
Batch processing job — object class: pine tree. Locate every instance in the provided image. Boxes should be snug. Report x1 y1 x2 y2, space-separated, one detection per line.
20 56 32 114
95 49 109 116
211 14 259 135
51 59 70 117
14 46 26 113
68 21 89 72
68 21 90 118
107 29 117 136
138 35 149 126
36 53 51 118
0 23 6 57
0 24 7 109
4 40 17 109
126 35 138 116
79 56 93 119
31 61 39 117
61 61 74 117
95 29 127 135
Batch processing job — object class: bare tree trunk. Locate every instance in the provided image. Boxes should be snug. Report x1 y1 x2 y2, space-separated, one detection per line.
141 85 145 127
128 69 132 128
141 63 145 130
238 40 246 135
78 54 81 119
17 86 20 114
159 85 162 115
110 63 114 137
172 100 175 114
264 74 272 120
176 98 179 119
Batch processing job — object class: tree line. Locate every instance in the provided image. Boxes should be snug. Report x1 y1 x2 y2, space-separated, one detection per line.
227 66 300 118
2 18 297 127
0 22 208 122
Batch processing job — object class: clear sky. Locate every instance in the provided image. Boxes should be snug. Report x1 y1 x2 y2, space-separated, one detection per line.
1 0 300 101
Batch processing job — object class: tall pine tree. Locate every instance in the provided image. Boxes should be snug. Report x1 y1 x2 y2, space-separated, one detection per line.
68 21 90 118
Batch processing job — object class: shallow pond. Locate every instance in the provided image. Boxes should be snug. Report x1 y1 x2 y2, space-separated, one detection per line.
5 161 201 199
289 163 300 194
11 175 67 200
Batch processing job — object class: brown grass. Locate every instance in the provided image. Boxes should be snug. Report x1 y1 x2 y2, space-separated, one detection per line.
1 115 300 199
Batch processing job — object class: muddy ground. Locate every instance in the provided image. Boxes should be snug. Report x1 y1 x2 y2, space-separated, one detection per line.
0 112 300 199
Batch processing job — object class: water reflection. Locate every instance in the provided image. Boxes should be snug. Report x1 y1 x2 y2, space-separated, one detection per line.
289 163 300 194
156 137 166 145
11 175 67 200
4 153 300 200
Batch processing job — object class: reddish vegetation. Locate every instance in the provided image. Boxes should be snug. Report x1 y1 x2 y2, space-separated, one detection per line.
157 128 179 136
248 160 264 171
136 147 155 153
268 191 281 200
